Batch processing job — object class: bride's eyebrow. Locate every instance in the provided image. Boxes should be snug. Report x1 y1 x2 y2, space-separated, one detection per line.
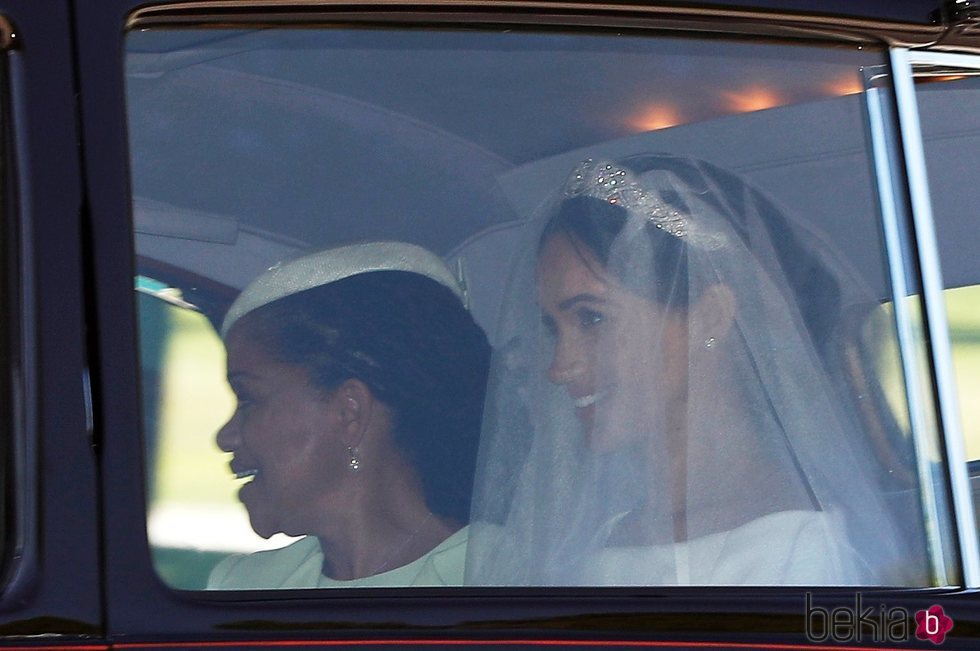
558 294 607 311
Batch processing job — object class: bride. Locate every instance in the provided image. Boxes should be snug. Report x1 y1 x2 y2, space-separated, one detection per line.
466 154 931 586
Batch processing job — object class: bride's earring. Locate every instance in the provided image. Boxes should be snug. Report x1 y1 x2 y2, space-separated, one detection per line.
347 446 361 472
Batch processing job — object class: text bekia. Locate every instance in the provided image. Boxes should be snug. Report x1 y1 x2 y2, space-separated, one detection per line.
805 593 907 644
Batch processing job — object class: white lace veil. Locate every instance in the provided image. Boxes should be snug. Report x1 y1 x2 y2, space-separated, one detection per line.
466 154 931 586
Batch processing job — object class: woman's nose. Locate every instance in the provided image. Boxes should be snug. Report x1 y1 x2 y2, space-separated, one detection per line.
548 334 585 386
215 414 241 452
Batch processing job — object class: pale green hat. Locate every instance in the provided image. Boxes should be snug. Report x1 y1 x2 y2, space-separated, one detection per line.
221 241 465 338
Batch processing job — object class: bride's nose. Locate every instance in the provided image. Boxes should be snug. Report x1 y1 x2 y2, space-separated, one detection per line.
548 333 586 385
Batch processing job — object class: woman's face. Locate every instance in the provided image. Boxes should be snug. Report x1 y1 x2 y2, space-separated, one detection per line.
536 232 689 451
216 323 352 538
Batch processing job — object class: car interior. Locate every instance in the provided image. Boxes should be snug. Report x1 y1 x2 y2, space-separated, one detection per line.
125 26 980 590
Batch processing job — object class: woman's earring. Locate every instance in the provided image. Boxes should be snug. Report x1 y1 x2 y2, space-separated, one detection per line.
704 336 716 349
347 446 361 472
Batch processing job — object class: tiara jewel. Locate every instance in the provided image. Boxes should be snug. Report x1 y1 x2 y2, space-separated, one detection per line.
564 159 726 250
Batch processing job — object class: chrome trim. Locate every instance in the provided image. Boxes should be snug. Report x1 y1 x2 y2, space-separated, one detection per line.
911 49 980 68
126 1 945 48
82 368 94 438
865 83 950 585
940 0 980 24
891 47 980 588
931 0 980 52
912 64 980 77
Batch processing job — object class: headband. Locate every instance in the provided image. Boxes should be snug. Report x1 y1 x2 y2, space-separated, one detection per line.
221 241 465 338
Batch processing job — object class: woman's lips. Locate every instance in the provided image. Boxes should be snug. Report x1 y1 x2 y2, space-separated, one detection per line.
231 459 260 481
572 386 611 409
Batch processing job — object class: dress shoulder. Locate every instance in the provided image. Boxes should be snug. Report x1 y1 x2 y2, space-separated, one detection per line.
207 537 323 589
712 509 862 585
588 510 862 586
207 527 470 589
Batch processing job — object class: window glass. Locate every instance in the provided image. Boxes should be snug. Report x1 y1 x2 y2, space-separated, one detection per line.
126 27 945 589
914 70 980 535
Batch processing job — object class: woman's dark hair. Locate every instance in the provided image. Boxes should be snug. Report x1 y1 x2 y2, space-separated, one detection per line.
237 270 491 524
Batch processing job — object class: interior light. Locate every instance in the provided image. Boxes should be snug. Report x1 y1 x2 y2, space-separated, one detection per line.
826 76 864 96
721 86 783 113
629 103 683 131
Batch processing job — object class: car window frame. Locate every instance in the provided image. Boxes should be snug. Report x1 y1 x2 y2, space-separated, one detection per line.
0 0 103 636
82 0 980 644
902 48 980 584
891 47 980 586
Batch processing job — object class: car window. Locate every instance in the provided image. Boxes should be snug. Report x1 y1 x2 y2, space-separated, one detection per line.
126 26 952 590
913 69 980 536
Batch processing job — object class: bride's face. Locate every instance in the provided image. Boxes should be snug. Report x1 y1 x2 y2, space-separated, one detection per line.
536 232 690 451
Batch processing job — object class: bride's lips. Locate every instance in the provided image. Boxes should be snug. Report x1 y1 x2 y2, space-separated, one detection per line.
569 386 613 422
573 389 608 408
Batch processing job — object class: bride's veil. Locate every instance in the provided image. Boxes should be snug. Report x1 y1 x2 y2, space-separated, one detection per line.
466 153 931 586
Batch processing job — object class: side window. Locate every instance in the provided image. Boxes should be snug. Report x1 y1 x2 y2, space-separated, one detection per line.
126 27 951 590
913 67 980 526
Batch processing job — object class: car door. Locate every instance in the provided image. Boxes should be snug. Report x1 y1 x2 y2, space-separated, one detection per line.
0 0 102 646
77 0 980 648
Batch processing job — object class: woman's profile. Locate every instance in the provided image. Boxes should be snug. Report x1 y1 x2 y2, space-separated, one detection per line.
467 154 930 586
208 241 490 588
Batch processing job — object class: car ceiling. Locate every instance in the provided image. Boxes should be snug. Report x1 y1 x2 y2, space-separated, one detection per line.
125 26 980 305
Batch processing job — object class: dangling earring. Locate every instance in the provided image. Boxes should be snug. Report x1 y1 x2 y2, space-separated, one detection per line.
347 446 361 472
704 336 716 349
